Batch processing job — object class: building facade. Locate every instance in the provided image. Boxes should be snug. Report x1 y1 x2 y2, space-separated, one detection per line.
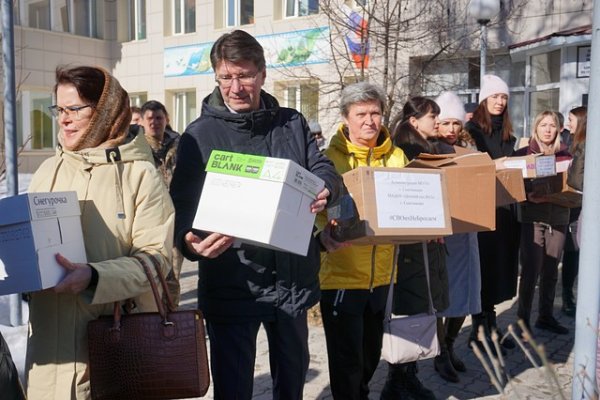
1 0 593 172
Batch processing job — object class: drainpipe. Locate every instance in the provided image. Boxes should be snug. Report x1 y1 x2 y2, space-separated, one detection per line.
2 0 23 326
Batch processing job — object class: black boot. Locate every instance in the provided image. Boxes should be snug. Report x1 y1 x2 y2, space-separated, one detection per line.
487 309 514 350
434 318 460 382
403 362 437 400
380 363 413 400
469 312 488 349
445 317 466 372
562 288 576 317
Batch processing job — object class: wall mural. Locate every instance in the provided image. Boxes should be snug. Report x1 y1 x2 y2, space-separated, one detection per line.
164 27 331 77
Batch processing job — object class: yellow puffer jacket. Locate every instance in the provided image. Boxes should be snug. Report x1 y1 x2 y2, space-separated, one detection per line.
318 124 408 290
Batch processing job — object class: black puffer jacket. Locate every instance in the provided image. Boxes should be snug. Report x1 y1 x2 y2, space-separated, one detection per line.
170 87 341 322
466 117 516 159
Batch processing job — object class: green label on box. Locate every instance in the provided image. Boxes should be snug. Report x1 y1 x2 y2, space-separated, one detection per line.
206 150 267 178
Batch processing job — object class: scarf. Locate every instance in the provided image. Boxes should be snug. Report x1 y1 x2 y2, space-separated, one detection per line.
65 68 131 151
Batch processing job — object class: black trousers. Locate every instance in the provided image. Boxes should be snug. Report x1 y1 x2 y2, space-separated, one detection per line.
320 286 387 400
517 222 567 323
207 313 309 400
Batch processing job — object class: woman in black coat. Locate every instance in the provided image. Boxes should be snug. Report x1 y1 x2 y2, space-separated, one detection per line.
380 97 449 400
464 75 519 351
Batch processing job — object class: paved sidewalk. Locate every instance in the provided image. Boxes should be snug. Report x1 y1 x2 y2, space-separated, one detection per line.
179 259 579 400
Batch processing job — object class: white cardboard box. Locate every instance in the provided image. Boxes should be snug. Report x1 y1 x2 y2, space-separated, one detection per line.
193 151 325 256
0 191 87 295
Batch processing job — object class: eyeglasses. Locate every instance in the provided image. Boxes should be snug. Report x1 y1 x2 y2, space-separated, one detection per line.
48 105 94 120
215 71 261 88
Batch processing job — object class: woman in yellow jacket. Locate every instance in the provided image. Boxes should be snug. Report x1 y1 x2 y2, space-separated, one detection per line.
317 81 408 400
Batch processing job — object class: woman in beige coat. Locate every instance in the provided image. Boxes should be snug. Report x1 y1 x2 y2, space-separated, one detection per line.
26 66 175 400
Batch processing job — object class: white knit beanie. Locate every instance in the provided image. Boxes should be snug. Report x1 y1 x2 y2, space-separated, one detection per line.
479 74 509 103
435 91 465 123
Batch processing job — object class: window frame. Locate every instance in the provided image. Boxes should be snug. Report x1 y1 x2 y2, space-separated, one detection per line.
284 0 319 18
19 0 99 38
18 90 56 150
128 0 146 41
225 0 253 27
172 90 197 134
172 0 195 35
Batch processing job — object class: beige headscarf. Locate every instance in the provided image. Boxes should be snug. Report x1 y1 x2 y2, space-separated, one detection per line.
65 68 131 151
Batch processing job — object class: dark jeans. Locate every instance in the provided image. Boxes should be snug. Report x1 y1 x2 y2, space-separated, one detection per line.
320 287 387 400
517 222 567 323
207 313 309 400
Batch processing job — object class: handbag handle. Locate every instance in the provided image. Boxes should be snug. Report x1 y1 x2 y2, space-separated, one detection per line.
384 242 436 320
109 254 176 330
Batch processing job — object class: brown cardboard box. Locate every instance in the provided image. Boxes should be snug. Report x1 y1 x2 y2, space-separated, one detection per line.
495 168 526 207
528 172 583 208
407 150 496 233
495 154 556 178
337 167 452 245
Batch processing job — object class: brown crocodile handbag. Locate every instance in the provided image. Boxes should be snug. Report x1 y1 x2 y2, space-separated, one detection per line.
87 254 210 400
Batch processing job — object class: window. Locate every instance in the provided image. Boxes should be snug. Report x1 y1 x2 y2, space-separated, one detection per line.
17 91 55 149
285 0 318 17
345 0 367 8
226 0 253 27
129 0 146 41
531 50 560 86
173 0 196 34
26 0 51 30
129 93 148 108
19 0 101 37
171 91 197 134
276 82 319 122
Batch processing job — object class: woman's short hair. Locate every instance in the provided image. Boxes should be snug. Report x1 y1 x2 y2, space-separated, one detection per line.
210 30 266 71
54 66 105 107
340 82 386 117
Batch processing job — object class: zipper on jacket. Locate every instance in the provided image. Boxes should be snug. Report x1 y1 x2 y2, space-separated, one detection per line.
369 246 377 292
366 148 373 166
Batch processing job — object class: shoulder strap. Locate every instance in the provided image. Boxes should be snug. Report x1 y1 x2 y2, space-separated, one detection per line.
384 241 436 320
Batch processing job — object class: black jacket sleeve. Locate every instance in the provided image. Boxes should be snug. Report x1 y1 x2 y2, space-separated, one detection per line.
169 131 206 261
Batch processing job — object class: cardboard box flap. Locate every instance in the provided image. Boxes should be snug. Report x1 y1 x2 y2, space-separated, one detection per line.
27 192 81 220
0 191 80 227
0 196 35 226
407 154 456 169
408 151 493 169
206 150 324 199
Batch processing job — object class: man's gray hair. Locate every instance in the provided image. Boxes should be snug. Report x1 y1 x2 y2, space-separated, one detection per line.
340 82 386 117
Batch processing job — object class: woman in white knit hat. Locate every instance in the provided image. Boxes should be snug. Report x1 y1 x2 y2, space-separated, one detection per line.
465 74 519 353
432 92 482 383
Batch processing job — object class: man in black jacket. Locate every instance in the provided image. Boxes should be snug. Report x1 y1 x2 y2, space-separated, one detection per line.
169 30 341 400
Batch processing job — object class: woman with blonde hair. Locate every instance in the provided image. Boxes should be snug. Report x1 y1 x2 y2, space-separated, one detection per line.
514 110 571 335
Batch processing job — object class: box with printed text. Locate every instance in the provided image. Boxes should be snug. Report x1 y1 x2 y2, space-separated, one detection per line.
332 167 452 245
0 191 87 295
193 150 325 256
